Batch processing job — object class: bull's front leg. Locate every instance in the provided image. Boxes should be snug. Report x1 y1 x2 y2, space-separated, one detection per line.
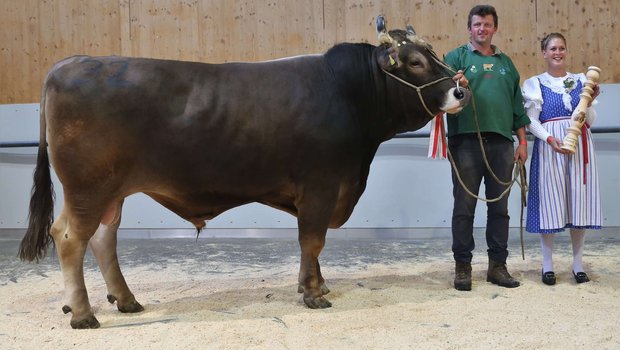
298 230 332 308
51 211 100 329
89 202 143 314
296 187 337 309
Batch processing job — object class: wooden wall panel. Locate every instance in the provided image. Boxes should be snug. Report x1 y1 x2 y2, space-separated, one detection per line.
536 0 620 82
227 1 261 61
0 0 618 104
255 1 326 59
322 0 346 45
191 1 251 62
407 0 466 58
0 0 42 104
490 1 539 76
37 0 122 71
123 0 201 60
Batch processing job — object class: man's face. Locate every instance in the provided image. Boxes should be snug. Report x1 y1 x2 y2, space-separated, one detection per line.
468 14 497 46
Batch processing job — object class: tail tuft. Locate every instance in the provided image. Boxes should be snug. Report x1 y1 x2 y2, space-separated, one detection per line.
18 89 55 262
18 148 54 262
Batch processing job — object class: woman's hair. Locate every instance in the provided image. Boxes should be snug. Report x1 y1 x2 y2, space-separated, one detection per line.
540 33 566 51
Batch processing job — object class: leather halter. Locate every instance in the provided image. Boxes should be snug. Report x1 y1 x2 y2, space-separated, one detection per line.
381 69 452 118
380 42 459 118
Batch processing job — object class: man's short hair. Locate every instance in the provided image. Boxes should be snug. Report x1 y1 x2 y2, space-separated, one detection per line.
467 5 498 29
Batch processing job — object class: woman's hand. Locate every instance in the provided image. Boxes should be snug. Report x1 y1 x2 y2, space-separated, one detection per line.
588 83 600 107
547 136 571 154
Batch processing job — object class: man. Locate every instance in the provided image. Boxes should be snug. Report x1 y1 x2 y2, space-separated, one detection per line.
445 4 530 291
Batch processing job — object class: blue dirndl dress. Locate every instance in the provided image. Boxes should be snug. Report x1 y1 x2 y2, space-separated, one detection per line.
526 78 602 234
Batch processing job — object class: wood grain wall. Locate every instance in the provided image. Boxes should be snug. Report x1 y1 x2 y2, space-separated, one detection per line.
1 0 618 103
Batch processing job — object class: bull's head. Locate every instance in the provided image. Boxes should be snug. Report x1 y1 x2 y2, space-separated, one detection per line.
375 15 470 116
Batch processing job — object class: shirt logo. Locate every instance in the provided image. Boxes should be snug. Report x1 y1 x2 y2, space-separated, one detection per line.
469 65 478 73
499 67 507 75
483 64 494 72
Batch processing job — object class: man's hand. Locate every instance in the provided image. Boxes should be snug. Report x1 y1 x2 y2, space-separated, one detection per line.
453 70 469 88
515 143 528 163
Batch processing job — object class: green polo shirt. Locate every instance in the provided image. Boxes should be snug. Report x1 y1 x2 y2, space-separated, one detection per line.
444 43 530 141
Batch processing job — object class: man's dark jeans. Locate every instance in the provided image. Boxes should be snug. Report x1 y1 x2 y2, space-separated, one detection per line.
448 133 514 264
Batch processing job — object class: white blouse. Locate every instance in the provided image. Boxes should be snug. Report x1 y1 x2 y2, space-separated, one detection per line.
522 72 598 142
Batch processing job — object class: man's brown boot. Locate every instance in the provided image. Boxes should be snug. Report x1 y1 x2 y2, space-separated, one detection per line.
454 261 472 291
487 260 520 288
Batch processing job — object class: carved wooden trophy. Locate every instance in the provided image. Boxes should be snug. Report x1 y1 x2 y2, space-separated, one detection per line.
560 66 601 153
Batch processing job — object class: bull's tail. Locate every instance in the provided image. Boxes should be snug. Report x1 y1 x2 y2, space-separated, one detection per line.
18 86 55 262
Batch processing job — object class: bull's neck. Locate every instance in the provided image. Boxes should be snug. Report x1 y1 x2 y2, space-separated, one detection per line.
382 77 437 141
324 43 391 143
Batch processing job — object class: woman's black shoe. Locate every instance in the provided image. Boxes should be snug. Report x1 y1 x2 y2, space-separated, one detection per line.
573 271 590 283
542 270 556 285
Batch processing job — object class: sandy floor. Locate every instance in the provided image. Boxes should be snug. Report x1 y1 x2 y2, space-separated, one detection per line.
1 233 619 349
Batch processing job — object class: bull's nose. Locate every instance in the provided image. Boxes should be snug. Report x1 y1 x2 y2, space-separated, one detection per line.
453 87 465 100
455 87 471 107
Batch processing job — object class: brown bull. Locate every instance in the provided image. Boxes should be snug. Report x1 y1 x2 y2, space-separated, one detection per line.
19 18 470 328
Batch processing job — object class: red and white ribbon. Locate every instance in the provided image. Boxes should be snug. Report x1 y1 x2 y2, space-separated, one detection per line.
427 113 447 159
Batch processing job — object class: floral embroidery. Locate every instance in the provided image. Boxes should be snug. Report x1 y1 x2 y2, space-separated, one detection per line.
563 77 576 93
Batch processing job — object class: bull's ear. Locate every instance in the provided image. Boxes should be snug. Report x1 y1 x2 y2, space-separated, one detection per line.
377 45 399 72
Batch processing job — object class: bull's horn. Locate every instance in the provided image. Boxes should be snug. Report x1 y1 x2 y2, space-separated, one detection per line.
377 15 393 45
405 24 432 49
406 25 417 41
377 15 386 33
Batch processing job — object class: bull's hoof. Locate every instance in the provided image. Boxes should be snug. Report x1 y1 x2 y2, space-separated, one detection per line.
117 300 144 313
107 294 144 313
70 315 100 329
303 295 332 309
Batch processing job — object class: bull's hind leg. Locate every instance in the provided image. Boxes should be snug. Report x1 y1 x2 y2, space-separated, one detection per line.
51 209 100 329
89 201 143 314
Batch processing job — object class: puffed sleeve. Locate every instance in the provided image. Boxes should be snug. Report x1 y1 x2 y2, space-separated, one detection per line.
522 76 550 141
522 76 542 112
586 106 598 126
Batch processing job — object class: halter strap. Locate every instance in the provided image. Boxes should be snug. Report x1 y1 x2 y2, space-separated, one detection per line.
381 69 452 118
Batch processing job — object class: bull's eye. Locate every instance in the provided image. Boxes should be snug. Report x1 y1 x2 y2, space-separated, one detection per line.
409 60 422 68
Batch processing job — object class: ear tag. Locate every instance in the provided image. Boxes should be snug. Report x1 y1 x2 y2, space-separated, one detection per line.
389 56 396 66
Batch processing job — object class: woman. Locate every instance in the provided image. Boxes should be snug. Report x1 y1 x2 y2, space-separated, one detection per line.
522 33 601 285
